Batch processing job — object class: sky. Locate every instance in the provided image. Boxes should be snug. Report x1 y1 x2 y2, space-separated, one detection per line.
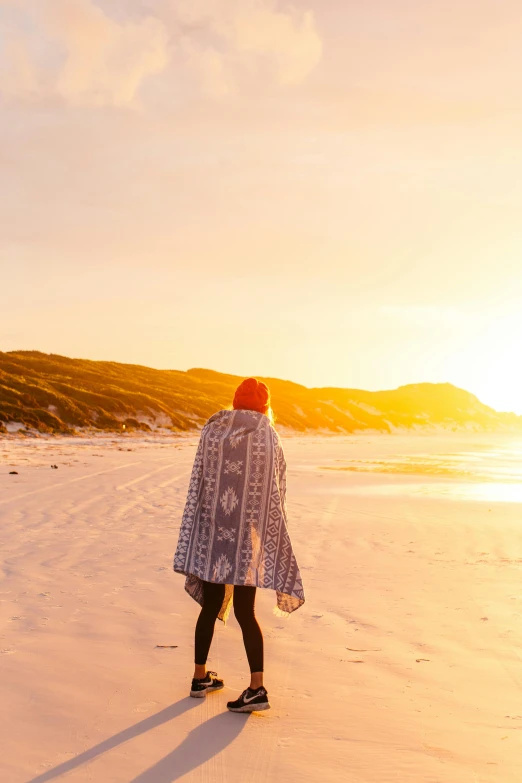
1 0 522 414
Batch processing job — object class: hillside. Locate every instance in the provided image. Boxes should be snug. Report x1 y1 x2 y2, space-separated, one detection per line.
1 350 521 436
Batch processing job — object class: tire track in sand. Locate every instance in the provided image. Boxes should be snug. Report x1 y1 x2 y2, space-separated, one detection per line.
0 460 144 506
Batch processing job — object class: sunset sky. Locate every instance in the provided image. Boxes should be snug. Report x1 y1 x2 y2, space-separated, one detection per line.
2 1 522 413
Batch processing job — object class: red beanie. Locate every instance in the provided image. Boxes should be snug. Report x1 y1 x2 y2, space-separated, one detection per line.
233 378 270 414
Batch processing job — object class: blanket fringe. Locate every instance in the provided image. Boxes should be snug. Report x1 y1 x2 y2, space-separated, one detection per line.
272 604 290 618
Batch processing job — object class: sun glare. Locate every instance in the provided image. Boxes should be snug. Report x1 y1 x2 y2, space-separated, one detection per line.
460 317 522 415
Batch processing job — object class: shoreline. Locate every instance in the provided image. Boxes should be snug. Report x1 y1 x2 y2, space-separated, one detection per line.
2 424 522 442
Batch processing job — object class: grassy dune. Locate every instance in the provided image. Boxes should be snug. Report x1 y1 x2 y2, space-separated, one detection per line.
1 350 520 435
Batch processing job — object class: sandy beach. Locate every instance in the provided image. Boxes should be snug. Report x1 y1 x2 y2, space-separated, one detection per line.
1 431 522 782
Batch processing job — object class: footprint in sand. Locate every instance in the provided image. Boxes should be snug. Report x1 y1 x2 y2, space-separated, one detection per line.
422 744 457 761
133 700 158 713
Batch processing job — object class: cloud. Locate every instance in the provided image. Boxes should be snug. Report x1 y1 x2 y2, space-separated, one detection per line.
181 40 232 98
48 0 170 107
0 0 170 106
0 37 38 96
174 0 322 89
230 3 322 86
0 0 322 106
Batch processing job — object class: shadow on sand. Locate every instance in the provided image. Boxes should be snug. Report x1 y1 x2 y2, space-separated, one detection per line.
27 697 249 783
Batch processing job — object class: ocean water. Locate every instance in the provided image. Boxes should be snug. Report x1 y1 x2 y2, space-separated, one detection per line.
323 438 522 504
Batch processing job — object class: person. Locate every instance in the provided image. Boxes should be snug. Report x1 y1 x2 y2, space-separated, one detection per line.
173 377 305 713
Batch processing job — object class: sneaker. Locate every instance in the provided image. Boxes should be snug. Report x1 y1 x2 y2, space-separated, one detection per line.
226 686 270 713
190 670 224 698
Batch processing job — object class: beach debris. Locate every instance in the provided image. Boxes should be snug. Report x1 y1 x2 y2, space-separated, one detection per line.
416 658 430 662
155 645 178 649
9 471 18 475
51 464 58 469
480 617 489 621
346 647 382 652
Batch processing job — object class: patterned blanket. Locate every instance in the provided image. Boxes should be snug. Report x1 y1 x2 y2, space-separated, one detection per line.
173 408 305 622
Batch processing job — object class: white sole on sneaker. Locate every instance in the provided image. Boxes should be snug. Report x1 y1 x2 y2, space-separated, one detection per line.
190 683 225 698
227 701 271 713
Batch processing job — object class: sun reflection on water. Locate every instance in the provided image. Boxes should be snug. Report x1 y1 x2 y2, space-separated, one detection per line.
322 441 522 504
348 480 522 504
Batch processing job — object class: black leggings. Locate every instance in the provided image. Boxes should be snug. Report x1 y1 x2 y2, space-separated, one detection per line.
194 581 264 673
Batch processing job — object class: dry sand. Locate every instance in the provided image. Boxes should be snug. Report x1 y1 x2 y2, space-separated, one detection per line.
1 431 522 782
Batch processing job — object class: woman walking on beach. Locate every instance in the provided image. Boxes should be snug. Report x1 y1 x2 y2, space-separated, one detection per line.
173 378 305 713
